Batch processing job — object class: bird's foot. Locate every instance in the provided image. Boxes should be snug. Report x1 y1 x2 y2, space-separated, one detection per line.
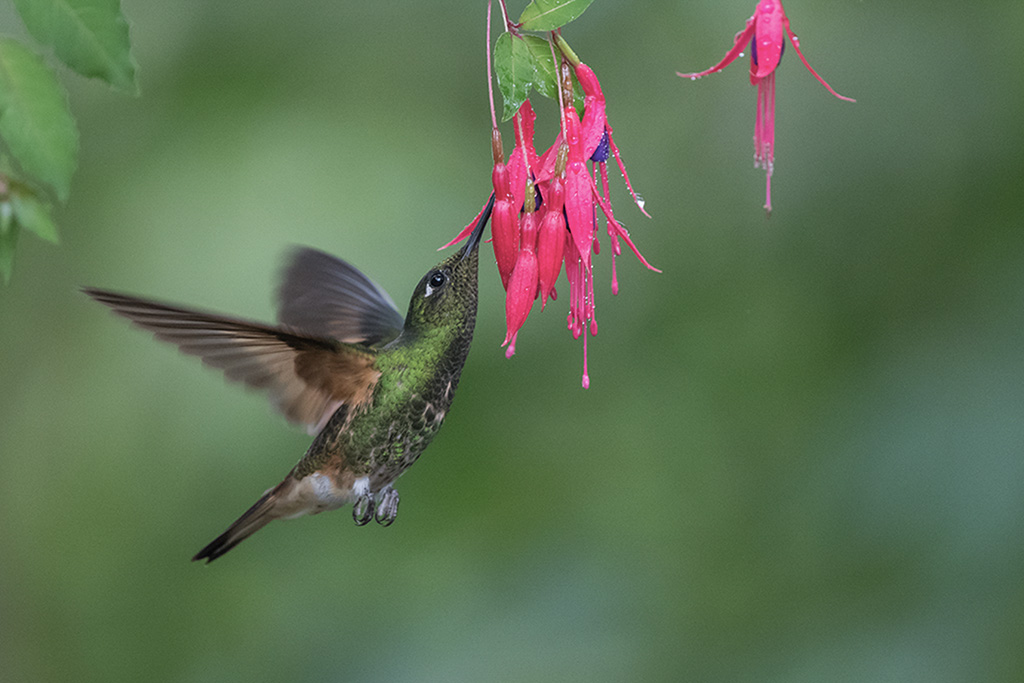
352 494 375 526
374 486 400 527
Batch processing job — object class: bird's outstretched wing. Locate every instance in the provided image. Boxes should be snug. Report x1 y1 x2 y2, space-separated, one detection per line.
277 247 404 347
83 288 381 433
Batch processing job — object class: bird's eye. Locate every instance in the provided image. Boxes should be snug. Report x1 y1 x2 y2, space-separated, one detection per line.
424 270 448 297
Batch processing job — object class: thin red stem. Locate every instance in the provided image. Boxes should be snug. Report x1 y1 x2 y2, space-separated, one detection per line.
550 36 567 138
496 0 517 34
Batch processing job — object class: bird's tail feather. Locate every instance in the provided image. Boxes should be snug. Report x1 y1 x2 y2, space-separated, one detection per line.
192 482 286 563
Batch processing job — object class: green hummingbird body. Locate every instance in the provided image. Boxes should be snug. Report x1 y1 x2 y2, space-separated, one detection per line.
85 198 492 562
287 245 480 516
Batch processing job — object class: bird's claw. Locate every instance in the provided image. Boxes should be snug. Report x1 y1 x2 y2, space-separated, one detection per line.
375 486 400 527
352 494 375 526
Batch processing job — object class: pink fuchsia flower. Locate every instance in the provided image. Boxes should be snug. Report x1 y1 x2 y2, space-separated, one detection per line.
677 0 854 215
547 57 659 387
503 178 540 356
536 146 567 310
489 126 521 289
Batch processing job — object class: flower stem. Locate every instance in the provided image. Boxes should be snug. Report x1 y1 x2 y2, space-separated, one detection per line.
496 0 518 35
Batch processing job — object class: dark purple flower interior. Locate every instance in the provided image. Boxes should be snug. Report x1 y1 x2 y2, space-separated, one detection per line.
590 130 610 163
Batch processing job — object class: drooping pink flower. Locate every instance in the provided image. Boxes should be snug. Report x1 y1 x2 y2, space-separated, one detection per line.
537 145 567 309
489 127 520 289
503 179 540 356
677 0 854 215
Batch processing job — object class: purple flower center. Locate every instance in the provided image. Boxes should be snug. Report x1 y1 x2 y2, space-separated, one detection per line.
590 130 610 163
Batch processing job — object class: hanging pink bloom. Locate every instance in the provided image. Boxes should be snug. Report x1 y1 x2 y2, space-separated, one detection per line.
677 0 854 215
503 179 540 356
537 146 567 310
489 127 520 289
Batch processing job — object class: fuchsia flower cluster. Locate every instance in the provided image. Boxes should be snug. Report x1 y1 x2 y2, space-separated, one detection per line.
447 0 853 387
449 32 657 388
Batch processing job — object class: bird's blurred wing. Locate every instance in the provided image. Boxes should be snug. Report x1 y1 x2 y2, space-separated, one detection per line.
84 288 380 434
277 247 405 347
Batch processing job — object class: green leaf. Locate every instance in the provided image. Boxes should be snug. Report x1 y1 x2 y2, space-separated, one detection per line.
11 187 59 243
0 202 19 284
519 0 594 31
0 39 79 201
13 0 138 94
493 33 536 122
522 35 584 113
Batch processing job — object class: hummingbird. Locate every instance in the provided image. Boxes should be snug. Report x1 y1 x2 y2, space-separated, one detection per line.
84 196 494 563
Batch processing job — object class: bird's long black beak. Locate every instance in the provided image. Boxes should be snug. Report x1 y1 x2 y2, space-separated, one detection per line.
461 192 495 262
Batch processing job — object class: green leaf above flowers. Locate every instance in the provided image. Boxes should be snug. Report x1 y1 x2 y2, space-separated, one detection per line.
494 32 536 122
12 0 138 94
522 35 584 115
519 0 594 32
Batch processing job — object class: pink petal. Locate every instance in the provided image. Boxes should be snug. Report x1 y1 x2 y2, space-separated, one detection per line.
591 187 660 273
491 198 519 290
677 20 756 80
784 25 856 102
503 248 538 347
537 176 566 309
606 130 651 219
561 109 595 267
575 63 608 159
508 101 540 211
441 198 490 249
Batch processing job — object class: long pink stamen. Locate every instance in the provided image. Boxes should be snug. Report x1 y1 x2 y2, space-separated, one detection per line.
581 325 590 388
753 72 776 215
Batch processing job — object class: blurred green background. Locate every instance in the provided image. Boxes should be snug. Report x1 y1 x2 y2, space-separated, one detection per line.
3 1 1023 681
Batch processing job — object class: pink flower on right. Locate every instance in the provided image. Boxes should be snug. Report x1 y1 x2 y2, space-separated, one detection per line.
678 0 854 215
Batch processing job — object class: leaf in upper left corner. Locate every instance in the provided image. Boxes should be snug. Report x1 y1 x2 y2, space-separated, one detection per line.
0 38 79 202
519 0 594 32
13 0 138 94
